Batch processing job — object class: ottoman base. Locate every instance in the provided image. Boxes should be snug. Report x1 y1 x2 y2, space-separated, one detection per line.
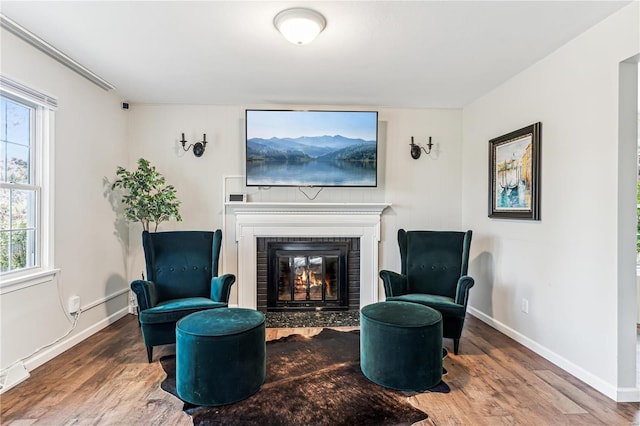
176 308 266 406
360 301 443 391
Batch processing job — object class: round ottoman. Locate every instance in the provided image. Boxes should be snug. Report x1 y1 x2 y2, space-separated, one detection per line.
360 301 443 391
176 308 266 406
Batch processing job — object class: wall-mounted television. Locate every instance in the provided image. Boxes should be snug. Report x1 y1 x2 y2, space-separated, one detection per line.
245 110 378 187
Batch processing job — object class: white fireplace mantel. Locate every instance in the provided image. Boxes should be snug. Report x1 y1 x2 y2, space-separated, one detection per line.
227 202 391 310
226 202 391 215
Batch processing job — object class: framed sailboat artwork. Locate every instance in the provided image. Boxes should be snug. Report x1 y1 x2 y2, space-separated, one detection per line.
489 122 541 220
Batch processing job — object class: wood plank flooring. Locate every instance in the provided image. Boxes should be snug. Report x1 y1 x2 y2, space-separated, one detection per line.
1 314 638 425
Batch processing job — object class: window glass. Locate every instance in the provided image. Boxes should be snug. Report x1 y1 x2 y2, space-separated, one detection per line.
5 98 30 145
11 189 36 228
6 142 29 184
0 139 6 182
0 94 38 274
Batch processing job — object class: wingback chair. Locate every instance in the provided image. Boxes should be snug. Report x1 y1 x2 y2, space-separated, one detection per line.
130 230 235 362
379 229 474 354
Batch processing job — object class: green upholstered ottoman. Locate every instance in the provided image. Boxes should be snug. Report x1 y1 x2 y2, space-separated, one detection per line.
360 301 443 391
176 308 266 406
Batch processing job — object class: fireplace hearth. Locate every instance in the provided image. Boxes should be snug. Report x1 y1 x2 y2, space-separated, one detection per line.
265 310 360 328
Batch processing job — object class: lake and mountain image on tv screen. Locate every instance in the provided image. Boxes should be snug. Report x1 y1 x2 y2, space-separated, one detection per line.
245 110 378 187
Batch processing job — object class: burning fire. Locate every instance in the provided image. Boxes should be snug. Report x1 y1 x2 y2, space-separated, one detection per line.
295 268 331 294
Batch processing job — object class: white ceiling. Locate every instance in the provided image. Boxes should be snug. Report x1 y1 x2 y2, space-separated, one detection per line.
0 1 631 108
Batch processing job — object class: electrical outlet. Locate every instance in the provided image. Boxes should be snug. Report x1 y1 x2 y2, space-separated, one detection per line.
68 295 80 314
521 298 529 314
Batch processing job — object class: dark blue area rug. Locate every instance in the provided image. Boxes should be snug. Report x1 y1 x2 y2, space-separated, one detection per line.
160 329 448 426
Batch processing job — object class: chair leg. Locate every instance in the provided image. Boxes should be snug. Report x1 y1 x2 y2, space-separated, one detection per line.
453 338 460 355
146 346 153 363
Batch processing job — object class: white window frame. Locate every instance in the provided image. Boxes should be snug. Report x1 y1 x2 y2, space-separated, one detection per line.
0 76 56 293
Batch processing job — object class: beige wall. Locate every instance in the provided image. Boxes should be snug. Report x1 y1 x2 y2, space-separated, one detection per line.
126 105 464 304
462 2 639 401
0 28 129 374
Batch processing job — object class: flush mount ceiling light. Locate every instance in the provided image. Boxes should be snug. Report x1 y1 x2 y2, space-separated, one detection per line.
274 8 326 45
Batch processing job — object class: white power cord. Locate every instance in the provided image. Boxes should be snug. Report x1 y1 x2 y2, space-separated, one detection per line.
0 309 81 378
1 270 81 380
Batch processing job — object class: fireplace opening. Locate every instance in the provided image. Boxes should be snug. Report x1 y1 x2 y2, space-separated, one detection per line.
267 242 349 311
257 237 360 313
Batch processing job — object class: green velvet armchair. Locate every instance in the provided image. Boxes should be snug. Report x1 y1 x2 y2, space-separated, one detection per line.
379 229 474 354
131 230 235 362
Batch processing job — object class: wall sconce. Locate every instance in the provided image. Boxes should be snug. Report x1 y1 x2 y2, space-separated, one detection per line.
180 133 207 157
409 136 433 160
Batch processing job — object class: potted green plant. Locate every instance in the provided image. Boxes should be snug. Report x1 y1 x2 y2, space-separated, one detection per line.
111 158 182 232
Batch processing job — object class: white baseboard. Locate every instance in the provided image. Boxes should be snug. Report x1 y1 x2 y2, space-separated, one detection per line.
617 387 640 402
0 282 131 394
0 306 130 394
0 363 30 394
467 307 639 402
23 307 130 374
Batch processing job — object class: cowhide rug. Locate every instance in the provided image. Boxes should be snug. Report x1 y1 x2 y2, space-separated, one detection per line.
160 328 449 425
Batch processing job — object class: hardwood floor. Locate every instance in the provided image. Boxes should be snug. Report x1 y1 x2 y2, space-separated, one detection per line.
1 314 638 425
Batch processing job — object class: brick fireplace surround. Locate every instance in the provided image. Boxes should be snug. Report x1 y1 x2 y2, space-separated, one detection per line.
227 202 390 311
